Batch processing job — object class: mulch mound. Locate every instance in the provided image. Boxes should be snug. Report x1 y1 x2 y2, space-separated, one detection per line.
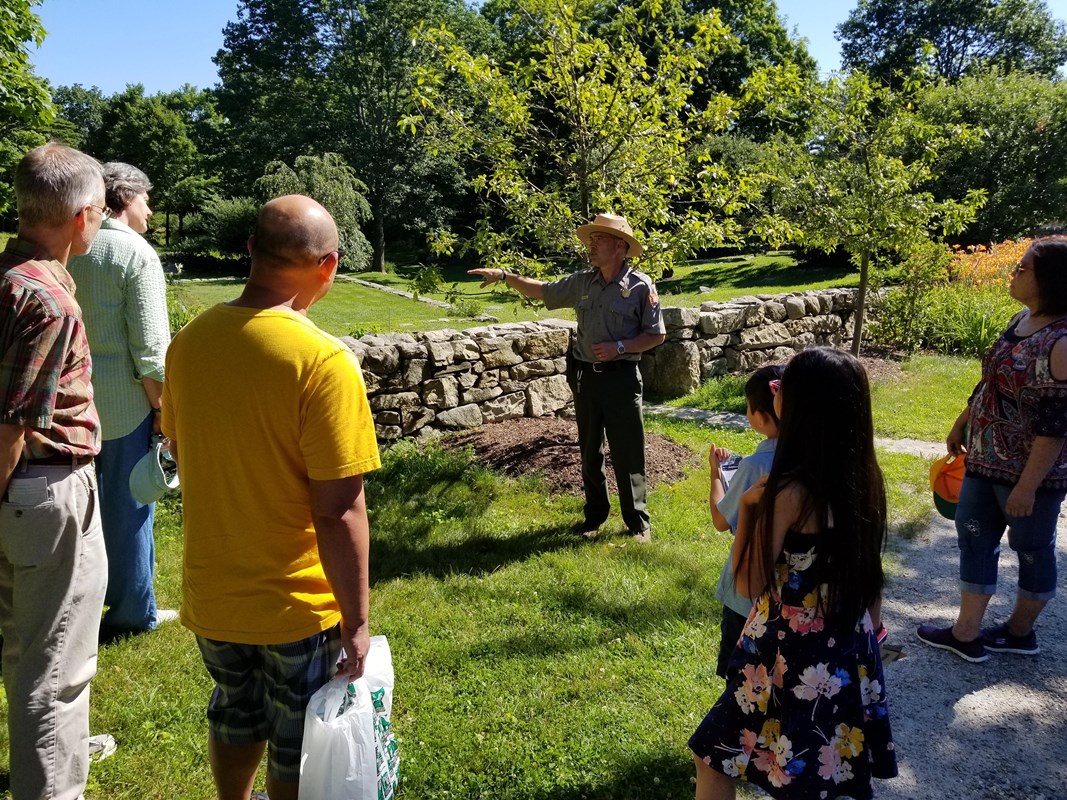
443 416 697 496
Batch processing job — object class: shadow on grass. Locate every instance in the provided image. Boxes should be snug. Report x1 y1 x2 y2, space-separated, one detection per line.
404 751 699 800
660 258 853 296
370 524 580 585
463 545 721 662
367 442 584 583
528 753 696 800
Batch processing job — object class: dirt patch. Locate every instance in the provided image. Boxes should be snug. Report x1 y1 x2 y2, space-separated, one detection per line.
442 416 697 495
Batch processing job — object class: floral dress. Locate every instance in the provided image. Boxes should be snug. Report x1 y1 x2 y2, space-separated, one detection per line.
689 531 897 799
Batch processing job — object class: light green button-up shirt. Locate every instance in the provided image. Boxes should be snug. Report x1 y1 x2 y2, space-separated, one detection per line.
68 218 170 440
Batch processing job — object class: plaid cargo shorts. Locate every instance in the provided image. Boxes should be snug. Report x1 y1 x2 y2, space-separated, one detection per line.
195 625 341 784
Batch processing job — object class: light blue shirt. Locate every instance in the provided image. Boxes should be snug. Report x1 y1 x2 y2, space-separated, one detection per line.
68 218 170 440
715 437 777 617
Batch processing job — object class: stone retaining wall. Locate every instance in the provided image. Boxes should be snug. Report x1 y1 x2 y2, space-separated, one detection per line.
343 288 858 441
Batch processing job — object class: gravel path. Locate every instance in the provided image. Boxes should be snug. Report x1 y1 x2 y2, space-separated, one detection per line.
876 511 1067 800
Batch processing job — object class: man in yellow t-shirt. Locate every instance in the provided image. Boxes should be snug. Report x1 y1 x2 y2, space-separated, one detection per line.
161 195 380 800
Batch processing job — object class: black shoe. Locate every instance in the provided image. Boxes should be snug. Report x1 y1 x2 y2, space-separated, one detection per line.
982 623 1039 655
917 624 988 663
572 520 602 540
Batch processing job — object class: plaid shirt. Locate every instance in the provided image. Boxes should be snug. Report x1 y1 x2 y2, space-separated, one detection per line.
0 238 100 458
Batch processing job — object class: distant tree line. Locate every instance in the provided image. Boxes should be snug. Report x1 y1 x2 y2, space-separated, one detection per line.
5 0 1067 347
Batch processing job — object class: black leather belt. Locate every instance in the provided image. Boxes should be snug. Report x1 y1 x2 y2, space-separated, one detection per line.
576 359 637 373
25 453 94 467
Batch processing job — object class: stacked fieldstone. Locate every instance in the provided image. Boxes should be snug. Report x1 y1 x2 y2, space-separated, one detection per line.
341 320 576 441
343 288 858 441
641 288 858 397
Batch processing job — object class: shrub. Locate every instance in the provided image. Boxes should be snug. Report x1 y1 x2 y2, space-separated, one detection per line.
166 283 205 332
871 238 1024 355
926 285 1020 356
869 241 952 352
178 197 259 257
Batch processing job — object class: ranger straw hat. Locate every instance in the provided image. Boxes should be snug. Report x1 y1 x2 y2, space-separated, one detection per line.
576 213 643 258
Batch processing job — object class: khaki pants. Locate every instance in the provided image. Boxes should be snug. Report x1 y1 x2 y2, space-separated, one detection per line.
0 462 108 800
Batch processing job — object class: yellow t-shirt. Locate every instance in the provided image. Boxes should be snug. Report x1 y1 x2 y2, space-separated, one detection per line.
162 304 381 644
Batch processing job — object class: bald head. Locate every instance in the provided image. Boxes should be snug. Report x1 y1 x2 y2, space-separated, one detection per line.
251 195 339 270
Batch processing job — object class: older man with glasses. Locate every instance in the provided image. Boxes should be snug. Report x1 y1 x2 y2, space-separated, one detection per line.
0 143 110 800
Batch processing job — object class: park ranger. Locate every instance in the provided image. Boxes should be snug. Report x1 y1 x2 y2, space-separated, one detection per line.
469 213 666 541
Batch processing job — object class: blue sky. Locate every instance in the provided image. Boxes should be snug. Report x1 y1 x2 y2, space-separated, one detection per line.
30 0 1067 95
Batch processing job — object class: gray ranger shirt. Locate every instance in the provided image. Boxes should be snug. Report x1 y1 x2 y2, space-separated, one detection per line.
541 265 665 363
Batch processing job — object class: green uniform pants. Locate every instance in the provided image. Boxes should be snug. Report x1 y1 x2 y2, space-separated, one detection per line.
571 359 650 533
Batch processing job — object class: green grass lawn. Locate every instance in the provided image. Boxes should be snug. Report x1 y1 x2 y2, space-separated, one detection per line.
360 251 857 312
673 352 980 444
169 250 854 337
169 278 575 337
655 251 859 306
0 415 934 799
869 354 981 442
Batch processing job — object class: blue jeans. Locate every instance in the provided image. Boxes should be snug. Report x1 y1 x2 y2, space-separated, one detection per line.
98 411 159 632
956 474 1064 601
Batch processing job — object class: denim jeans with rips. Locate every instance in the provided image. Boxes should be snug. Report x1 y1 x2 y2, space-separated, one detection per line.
956 474 1064 601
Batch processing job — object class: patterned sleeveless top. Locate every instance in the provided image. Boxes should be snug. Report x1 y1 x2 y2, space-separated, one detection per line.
966 312 1067 489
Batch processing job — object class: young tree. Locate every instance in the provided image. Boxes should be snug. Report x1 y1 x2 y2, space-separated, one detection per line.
409 0 783 276
756 71 986 354
837 0 1067 84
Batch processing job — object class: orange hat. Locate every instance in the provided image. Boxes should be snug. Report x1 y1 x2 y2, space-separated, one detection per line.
930 454 966 520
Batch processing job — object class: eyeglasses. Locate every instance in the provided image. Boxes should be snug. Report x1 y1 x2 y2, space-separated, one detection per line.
81 203 112 220
768 379 781 396
318 247 346 266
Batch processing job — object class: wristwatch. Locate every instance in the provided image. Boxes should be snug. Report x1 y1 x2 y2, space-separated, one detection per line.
616 340 625 355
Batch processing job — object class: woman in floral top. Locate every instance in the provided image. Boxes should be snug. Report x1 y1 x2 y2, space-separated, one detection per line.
690 348 896 800
918 237 1067 662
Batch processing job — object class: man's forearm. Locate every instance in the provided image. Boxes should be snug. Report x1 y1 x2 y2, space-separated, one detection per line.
501 271 546 301
142 377 164 409
623 331 666 354
0 423 26 500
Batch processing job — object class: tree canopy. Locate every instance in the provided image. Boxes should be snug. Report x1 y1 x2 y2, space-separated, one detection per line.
837 0 1067 83
214 0 490 271
0 0 53 214
756 71 985 353
410 0 803 276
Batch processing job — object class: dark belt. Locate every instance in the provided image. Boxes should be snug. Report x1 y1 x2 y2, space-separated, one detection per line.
576 359 638 374
25 453 94 467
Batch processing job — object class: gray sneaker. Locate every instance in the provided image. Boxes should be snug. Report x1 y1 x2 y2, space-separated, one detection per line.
88 733 117 762
630 527 652 544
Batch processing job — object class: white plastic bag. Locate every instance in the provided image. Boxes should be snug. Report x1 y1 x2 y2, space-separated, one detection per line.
299 635 399 800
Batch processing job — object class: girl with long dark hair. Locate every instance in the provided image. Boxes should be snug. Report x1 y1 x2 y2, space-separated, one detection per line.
689 347 897 800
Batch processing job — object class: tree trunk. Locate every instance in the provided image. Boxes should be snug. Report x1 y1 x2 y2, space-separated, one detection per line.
372 212 386 272
164 208 171 247
178 212 184 243
851 249 869 357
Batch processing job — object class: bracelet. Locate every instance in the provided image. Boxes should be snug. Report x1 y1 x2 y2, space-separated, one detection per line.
499 270 508 283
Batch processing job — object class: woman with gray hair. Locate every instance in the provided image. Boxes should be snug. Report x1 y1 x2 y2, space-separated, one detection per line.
68 161 176 641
